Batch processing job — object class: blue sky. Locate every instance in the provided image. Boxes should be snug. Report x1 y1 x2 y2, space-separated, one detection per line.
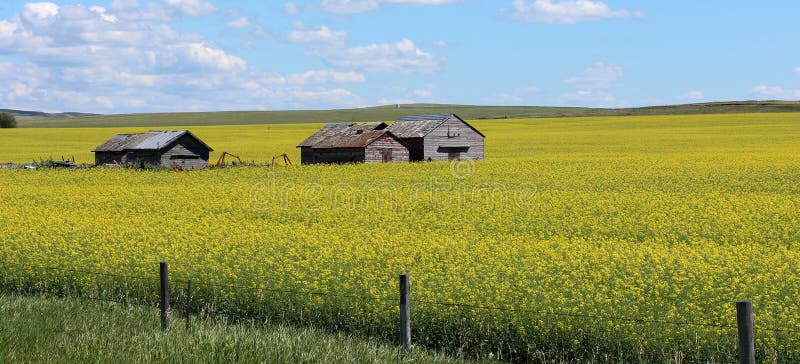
1 0 799 113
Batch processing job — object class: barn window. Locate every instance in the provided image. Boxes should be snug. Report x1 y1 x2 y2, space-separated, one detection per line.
170 155 199 160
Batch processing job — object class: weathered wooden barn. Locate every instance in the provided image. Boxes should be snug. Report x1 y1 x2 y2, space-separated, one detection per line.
92 130 213 169
386 114 484 161
297 122 410 164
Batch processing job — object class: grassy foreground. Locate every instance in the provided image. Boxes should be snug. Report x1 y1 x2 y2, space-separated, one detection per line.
0 294 468 364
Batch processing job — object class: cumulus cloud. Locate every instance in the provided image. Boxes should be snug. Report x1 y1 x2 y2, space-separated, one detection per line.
0 1 442 112
564 62 623 88
227 17 250 29
751 85 785 98
164 0 217 17
0 4 241 71
320 0 457 14
285 2 299 15
178 43 247 72
287 25 347 43
112 0 217 21
316 38 441 73
0 2 323 112
21 2 60 27
508 0 638 24
95 96 115 108
262 69 366 86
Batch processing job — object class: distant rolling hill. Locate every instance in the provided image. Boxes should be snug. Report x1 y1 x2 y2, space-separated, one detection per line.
12 100 800 128
1 109 100 121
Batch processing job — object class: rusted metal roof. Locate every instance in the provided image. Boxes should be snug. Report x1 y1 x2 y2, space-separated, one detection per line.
387 114 485 138
297 122 390 149
92 130 213 152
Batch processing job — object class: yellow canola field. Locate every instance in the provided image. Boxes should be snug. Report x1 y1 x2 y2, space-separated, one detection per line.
1 113 800 361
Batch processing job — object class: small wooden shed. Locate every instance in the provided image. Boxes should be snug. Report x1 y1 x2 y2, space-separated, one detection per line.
92 130 213 169
297 122 410 164
386 114 484 161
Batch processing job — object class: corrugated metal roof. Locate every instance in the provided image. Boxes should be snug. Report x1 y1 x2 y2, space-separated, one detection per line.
387 119 443 138
387 114 486 138
387 114 454 138
133 130 186 150
92 130 213 152
395 114 451 122
91 134 149 152
297 122 389 148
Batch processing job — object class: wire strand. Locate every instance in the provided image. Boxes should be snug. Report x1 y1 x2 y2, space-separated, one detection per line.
3 261 800 334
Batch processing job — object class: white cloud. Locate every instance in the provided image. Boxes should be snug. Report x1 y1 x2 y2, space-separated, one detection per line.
509 0 637 24
0 2 413 112
110 0 139 11
164 0 217 17
95 96 115 109
285 2 299 15
412 89 432 97
560 89 625 107
263 70 366 86
321 0 379 14
0 20 17 38
564 62 623 88
0 4 243 71
21 2 60 27
117 72 159 86
178 43 247 72
228 17 250 28
112 0 216 21
7 83 34 101
89 6 119 22
320 0 457 14
685 90 704 100
752 85 785 98
317 38 441 73
291 88 355 103
432 40 448 48
287 25 347 43
795 67 800 74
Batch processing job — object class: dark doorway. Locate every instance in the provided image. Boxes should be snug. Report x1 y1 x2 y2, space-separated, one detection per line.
437 146 469 160
381 149 392 162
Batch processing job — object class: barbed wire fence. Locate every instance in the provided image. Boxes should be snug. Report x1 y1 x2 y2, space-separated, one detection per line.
0 260 797 363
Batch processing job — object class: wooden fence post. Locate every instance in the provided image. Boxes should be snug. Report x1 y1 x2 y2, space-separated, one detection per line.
736 300 755 364
185 279 192 330
399 274 411 353
159 262 169 330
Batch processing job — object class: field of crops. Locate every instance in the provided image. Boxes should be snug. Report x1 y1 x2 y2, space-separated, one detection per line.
2 113 800 361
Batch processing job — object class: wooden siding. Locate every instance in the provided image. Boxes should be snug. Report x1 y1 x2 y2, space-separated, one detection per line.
301 147 365 164
421 117 484 161
124 150 160 166
364 134 410 163
95 151 125 165
94 134 210 169
159 135 210 169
